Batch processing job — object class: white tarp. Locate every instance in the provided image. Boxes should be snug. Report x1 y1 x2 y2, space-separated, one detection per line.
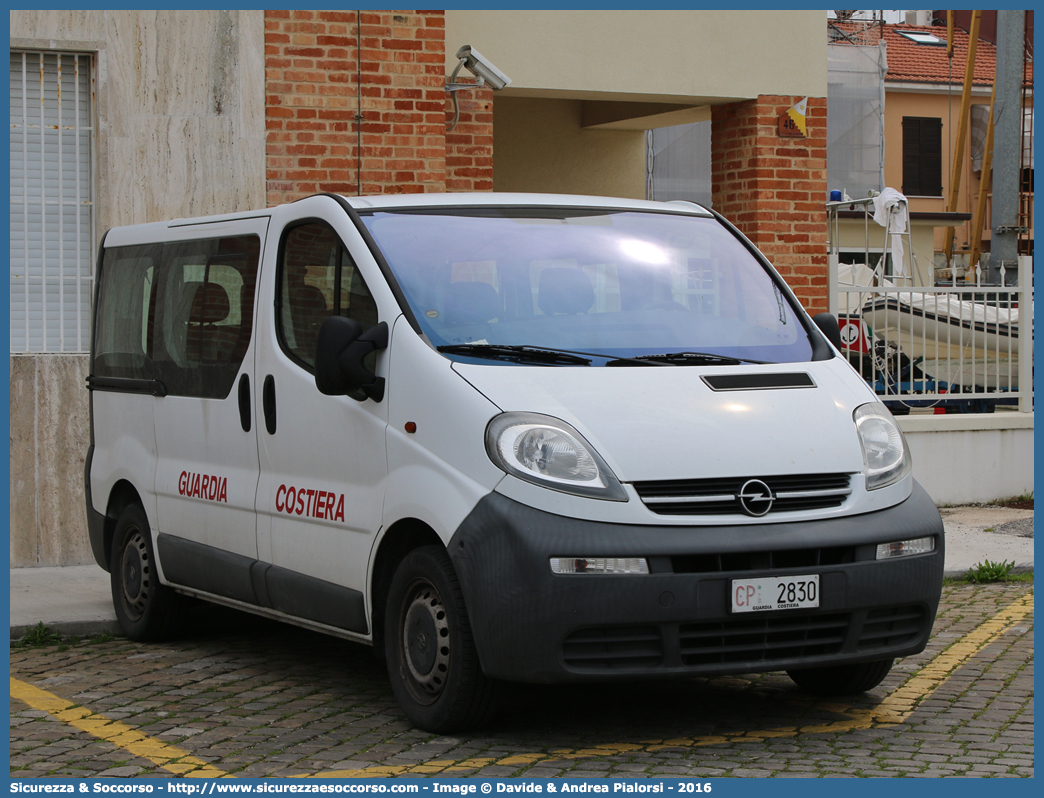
646 121 712 208
827 41 887 200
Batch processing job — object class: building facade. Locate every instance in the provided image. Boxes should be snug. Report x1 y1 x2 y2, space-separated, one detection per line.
828 19 1034 281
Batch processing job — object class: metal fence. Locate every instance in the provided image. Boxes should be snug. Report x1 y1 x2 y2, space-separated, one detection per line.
828 199 1033 415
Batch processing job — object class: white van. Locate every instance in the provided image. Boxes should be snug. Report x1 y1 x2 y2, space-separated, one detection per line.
86 193 944 732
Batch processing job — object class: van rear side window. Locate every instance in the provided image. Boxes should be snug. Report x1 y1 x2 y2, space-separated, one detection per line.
94 235 260 399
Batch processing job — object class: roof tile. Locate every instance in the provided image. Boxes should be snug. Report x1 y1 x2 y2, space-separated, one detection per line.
829 21 1032 86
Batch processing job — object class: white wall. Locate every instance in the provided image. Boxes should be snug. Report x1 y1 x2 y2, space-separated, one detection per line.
899 414 1035 505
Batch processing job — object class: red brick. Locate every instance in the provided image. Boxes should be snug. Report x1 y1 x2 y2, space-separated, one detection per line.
265 9 493 203
711 93 827 308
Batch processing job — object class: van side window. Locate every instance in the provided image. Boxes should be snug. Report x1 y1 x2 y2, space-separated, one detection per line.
93 235 260 399
278 222 378 369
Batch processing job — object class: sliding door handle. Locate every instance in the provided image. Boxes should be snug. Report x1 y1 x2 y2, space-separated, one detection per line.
262 375 277 435
238 374 251 432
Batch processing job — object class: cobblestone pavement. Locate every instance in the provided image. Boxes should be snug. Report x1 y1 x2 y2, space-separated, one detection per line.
11 583 1033 779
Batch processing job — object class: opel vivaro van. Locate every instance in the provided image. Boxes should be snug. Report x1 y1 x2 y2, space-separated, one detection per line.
86 193 945 732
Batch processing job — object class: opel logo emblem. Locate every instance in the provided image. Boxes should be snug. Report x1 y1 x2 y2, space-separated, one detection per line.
738 479 774 517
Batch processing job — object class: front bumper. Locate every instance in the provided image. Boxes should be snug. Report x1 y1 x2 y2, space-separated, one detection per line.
448 482 944 683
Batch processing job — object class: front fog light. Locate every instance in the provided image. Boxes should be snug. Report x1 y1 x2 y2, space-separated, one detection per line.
550 557 649 574
876 536 935 560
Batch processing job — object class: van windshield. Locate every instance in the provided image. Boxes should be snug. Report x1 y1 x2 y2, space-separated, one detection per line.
360 208 814 365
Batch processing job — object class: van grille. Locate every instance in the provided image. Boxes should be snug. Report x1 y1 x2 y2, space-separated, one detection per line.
562 625 663 669
672 546 857 574
679 613 850 666
633 473 853 516
562 605 928 673
857 606 926 651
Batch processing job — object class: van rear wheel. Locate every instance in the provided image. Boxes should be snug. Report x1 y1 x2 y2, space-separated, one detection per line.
787 658 893 695
384 545 498 732
110 504 182 641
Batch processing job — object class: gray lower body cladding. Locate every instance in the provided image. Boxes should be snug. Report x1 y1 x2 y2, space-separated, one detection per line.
448 483 944 683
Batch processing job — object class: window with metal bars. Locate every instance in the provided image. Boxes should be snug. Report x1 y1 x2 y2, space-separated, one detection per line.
9 50 95 353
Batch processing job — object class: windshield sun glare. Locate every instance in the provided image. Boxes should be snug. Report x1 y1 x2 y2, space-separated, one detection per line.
360 209 813 366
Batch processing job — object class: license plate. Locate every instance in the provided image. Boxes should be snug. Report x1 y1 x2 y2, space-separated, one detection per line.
731 574 820 613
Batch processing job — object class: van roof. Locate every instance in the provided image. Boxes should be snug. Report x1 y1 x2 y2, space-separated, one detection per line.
345 192 712 216
104 193 712 244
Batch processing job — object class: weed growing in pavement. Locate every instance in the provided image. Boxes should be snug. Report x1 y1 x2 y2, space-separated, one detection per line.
967 559 1017 583
943 570 1033 586
14 625 122 649
18 622 61 647
988 492 1034 509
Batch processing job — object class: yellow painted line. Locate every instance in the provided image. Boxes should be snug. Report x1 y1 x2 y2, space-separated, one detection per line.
869 591 1034 723
11 591 1032 779
9 677 228 778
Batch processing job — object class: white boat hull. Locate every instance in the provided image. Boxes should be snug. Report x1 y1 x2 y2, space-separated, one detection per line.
860 295 1019 363
919 359 1021 391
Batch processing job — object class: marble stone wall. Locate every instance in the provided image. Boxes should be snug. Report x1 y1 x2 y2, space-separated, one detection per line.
10 356 93 567
11 10 267 233
10 10 267 566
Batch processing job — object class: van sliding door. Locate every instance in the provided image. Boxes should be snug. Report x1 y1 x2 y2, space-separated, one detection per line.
146 220 269 568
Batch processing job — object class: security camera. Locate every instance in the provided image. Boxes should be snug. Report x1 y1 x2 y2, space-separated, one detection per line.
445 44 511 131
454 45 511 91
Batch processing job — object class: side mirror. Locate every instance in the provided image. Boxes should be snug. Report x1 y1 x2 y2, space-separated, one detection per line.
811 312 844 352
314 317 389 402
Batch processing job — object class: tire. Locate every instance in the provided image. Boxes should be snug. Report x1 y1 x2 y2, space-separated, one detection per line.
787 658 894 695
109 504 182 641
384 545 499 732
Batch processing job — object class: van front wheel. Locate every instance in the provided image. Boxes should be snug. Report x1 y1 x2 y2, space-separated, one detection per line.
787 658 893 695
110 504 182 641
384 545 498 733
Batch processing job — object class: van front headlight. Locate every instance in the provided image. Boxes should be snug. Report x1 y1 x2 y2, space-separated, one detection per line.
854 402 912 490
485 412 628 501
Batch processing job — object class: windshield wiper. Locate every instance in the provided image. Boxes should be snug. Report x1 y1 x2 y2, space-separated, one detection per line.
438 343 680 367
612 351 768 366
437 343 593 366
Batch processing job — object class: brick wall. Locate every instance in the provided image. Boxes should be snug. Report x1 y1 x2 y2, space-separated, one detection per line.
446 86 495 192
265 9 495 204
711 95 828 313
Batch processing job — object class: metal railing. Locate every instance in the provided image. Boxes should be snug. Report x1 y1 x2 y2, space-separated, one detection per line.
835 262 1031 413
827 197 1033 414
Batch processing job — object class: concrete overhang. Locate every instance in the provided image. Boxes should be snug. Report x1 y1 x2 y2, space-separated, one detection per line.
446 10 827 106
497 90 747 131
581 102 713 130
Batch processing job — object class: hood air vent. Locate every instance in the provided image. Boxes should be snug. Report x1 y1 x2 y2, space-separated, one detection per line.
702 373 815 391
